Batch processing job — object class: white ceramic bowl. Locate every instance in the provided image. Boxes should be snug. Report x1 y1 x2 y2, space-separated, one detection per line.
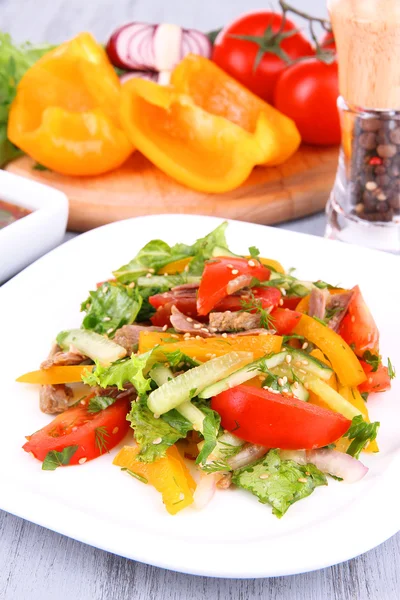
0 170 68 283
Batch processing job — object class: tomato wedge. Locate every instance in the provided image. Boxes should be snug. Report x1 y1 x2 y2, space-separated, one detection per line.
197 257 270 315
339 286 379 357
23 396 131 464
211 385 351 450
358 361 391 393
270 307 302 335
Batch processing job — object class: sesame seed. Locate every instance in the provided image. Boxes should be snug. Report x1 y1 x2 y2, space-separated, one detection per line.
78 457 87 465
282 376 288 384
80 400 86 406
211 354 217 359
195 336 202 340
209 327 217 333
285 355 292 364
162 324 168 331
293 381 299 389
103 316 111 322
299 369 307 375
305 471 310 476
193 323 202 330
226 263 234 269
302 360 309 366
280 288 287 296
145 273 152 279
302 342 308 350
201 327 209 333
259 473 269 480
351 315 355 323
179 493 185 500
183 333 191 339
365 181 377 191
258 375 264 381
298 477 307 483
107 328 114 334
377 192 387 201
148 268 155 273
355 203 364 214
128 281 135 288
86 303 90 309
368 377 373 384
184 265 189 272
154 414 160 419
152 437 162 445
112 427 119 434
205 353 213 358
186 317 193 323
279 299 284 306
72 426 78 432
231 269 239 275
278 377 284 386
295 361 302 367
170 334 180 339
222 332 228 338
248 260 256 267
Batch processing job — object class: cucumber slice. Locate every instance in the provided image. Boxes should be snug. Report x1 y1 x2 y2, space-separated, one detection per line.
147 351 253 415
136 275 201 288
56 329 126 366
198 351 287 399
150 364 173 386
287 349 333 381
176 401 206 432
290 382 309 401
211 246 242 258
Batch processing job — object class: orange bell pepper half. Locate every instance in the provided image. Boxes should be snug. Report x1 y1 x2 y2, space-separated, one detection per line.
16 365 93 385
113 444 195 515
171 54 301 166
8 33 133 175
138 331 282 361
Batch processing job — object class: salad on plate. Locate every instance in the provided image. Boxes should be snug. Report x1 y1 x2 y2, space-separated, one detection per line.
18 223 394 517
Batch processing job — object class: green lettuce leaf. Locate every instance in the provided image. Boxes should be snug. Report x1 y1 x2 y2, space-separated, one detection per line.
81 282 142 336
82 351 154 394
343 415 380 459
128 398 192 462
232 449 327 518
113 222 228 284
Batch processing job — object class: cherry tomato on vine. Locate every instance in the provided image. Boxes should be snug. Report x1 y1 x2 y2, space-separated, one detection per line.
320 31 336 51
212 11 314 104
273 58 341 145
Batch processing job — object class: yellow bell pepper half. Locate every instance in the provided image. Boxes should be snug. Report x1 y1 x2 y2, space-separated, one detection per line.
8 33 133 175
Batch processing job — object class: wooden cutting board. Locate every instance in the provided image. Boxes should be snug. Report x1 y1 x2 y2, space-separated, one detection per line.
6 145 338 232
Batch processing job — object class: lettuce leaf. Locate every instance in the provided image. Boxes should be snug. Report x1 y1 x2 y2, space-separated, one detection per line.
232 449 327 518
82 351 154 394
81 282 142 336
113 222 228 284
128 398 192 462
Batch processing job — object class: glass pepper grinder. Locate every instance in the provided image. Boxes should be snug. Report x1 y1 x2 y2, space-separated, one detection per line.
325 0 400 253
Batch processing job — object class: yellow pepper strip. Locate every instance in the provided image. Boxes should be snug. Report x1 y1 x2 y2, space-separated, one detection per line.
16 365 92 385
120 77 285 193
8 33 133 175
294 314 366 387
139 332 282 361
171 54 301 166
337 387 379 453
249 257 285 274
306 378 360 420
113 445 195 515
159 257 192 275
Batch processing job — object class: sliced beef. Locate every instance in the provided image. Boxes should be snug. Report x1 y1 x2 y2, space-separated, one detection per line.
41 348 87 370
171 283 199 292
93 383 137 401
325 291 354 331
40 384 73 414
170 305 212 337
209 311 262 332
114 324 163 354
308 288 329 320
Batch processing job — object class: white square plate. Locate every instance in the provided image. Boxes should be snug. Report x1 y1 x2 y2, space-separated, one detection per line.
0 170 68 283
0 214 399 578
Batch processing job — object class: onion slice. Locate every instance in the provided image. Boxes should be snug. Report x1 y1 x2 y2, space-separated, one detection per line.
306 449 368 483
193 472 220 510
227 444 268 470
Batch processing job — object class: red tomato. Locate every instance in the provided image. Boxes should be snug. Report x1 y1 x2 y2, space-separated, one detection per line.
338 286 379 357
197 257 270 316
217 286 281 312
274 59 340 145
320 31 336 51
281 295 302 310
270 307 302 335
23 396 131 464
212 11 313 104
211 385 351 449
358 361 391 394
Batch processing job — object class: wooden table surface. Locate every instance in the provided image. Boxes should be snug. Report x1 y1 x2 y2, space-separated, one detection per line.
1 1 399 598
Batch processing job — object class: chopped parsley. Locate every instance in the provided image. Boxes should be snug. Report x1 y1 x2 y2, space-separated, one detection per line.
388 357 396 380
343 415 380 459
42 445 79 471
248 246 260 258
362 350 381 373
240 291 275 329
94 426 110 455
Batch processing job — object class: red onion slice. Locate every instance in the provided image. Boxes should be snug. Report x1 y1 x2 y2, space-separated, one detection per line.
306 449 368 483
226 274 253 295
193 472 220 509
227 444 268 470
119 71 158 84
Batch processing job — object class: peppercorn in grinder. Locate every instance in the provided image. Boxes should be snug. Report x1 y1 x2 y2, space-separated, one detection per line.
326 0 400 252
